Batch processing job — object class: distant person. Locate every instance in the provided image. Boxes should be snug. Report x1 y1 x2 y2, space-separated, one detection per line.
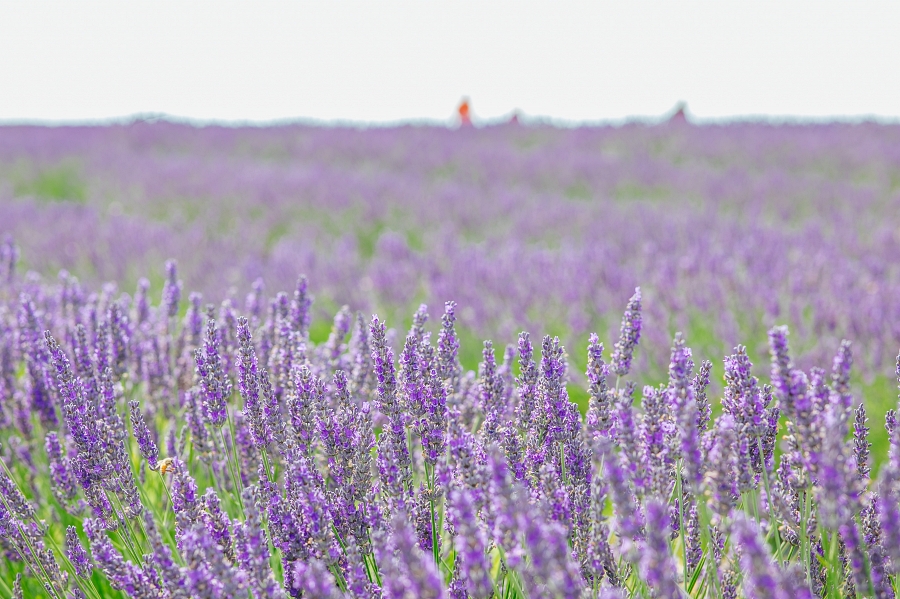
458 98 472 127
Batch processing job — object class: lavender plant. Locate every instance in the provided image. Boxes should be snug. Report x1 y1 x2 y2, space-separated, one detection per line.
4 122 900 378
0 246 900 598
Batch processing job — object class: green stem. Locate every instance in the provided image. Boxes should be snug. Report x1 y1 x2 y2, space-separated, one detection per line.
801 489 812 588
219 427 245 517
757 437 785 565
675 469 687 587
427 463 440 567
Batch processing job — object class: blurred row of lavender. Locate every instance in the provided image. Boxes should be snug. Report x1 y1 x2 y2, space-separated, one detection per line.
2 121 900 376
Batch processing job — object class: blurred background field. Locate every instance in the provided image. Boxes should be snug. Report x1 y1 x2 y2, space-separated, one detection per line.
2 120 900 456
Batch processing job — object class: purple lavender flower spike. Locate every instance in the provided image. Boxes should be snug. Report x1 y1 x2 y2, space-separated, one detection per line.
12 574 22 599
703 415 739 518
235 486 284 599
692 359 712 431
236 316 270 448
20 299 57 427
290 274 313 338
376 511 446 599
768 325 799 420
322 304 353 369
45 432 77 503
292 559 344 599
0 236 18 282
179 522 249 598
437 301 461 396
478 340 505 441
732 513 792 599
409 303 429 343
195 317 230 428
162 259 182 319
585 451 619 588
516 487 584 598
399 332 425 418
447 487 493 599
515 331 539 429
420 351 448 467
142 510 189 598
107 301 129 378
612 382 643 490
290 365 324 456
169 458 202 545
610 287 642 377
585 333 613 439
853 403 871 485
831 339 853 411
371 315 413 505
129 399 159 468
133 278 150 325
668 333 702 489
641 384 673 498
599 438 643 543
839 519 871 598
349 312 372 397
640 498 681 599
185 292 204 347
202 488 235 561
85 518 157 596
878 466 900 567
861 496 895 599
65 526 92 579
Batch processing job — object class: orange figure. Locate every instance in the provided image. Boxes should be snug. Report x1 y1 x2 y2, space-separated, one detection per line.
457 98 472 127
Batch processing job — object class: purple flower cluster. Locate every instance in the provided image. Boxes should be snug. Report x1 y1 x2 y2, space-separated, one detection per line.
2 244 900 598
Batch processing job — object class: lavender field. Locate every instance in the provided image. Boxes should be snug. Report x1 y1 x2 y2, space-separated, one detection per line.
2 121 900 598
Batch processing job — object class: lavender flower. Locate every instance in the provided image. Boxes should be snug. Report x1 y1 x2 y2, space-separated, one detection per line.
201 488 234 561
170 458 202 545
640 498 681 599
292 559 344 599
65 526 92 578
195 318 231 428
84 518 157 596
878 465 900 566
732 513 787 599
290 275 312 338
45 432 77 503
236 316 269 447
447 487 493 599
515 331 539 429
854 403 871 485
610 287 642 377
693 359 713 431
129 399 159 468
478 340 505 441
585 334 613 439
234 486 284 598
162 259 182 319
437 301 461 395
640 385 673 498
376 511 446 599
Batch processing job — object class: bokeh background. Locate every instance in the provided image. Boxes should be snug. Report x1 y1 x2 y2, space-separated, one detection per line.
3 0 900 445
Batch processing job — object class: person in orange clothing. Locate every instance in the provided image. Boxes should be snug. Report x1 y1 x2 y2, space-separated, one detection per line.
457 98 472 127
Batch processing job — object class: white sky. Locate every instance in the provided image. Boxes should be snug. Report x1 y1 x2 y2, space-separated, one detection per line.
1 1 899 125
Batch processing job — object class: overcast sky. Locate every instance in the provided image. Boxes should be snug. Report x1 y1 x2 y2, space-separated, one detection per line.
2 1 899 125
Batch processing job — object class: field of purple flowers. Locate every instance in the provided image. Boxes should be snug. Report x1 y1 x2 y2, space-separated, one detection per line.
1 121 900 598
3 122 900 378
